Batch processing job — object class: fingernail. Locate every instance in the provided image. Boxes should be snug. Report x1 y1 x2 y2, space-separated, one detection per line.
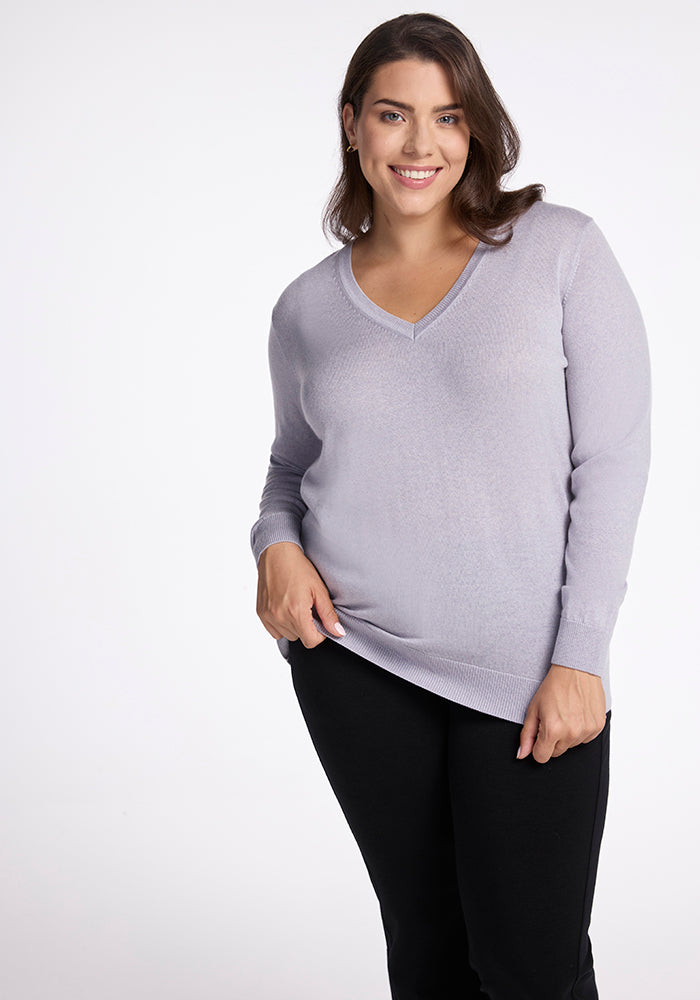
334 622 346 636
516 746 522 759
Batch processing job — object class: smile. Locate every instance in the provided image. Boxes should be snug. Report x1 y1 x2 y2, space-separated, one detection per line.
389 165 442 190
390 166 440 179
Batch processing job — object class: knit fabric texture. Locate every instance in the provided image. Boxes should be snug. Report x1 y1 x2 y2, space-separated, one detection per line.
249 200 652 725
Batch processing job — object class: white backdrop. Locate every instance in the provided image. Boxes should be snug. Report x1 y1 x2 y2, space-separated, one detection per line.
1 1 697 998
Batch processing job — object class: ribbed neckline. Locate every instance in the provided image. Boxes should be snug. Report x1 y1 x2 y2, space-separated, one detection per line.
336 239 490 340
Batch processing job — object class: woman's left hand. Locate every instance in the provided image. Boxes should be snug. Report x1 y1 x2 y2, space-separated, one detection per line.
517 664 606 764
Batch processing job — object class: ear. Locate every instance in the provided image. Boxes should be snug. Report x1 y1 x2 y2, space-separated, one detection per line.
342 102 357 147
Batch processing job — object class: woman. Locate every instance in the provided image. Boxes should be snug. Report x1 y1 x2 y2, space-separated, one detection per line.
250 13 651 1000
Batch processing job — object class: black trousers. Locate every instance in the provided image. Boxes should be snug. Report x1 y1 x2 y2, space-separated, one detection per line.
288 637 611 1000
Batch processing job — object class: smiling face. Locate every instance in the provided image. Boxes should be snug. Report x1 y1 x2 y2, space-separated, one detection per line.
342 58 471 227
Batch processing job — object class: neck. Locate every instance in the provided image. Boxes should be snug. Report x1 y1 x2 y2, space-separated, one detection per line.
360 201 471 262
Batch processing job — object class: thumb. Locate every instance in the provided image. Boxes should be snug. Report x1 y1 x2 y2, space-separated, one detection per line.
517 706 540 760
313 586 346 637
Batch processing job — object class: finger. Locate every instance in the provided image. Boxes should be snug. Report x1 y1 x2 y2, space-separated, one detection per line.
543 732 583 759
304 631 327 648
581 718 607 744
260 601 312 644
264 616 301 643
532 728 559 764
517 709 540 760
296 602 330 648
262 621 284 641
313 586 346 638
262 591 321 648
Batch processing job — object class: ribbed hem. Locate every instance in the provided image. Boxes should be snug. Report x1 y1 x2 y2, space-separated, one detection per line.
272 609 612 725
250 511 303 567
550 616 612 677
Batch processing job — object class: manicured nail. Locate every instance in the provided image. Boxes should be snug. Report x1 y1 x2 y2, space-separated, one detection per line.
334 622 346 635
516 746 522 759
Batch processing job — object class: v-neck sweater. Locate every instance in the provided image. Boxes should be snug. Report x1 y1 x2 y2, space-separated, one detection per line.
249 199 652 725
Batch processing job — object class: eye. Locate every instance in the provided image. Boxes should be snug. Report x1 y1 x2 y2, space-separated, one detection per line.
437 114 459 125
380 111 404 122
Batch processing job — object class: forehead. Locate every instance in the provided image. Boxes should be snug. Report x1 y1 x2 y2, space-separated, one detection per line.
367 58 458 100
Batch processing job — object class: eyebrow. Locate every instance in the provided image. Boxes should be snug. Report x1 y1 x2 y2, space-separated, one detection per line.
372 99 463 113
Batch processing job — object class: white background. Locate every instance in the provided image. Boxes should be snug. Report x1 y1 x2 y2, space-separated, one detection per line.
1 1 697 997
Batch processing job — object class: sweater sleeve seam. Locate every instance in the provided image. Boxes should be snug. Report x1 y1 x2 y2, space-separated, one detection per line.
562 217 595 306
269 313 302 384
558 616 609 634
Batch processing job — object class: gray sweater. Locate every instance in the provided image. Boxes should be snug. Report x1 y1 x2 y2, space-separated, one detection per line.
249 200 652 724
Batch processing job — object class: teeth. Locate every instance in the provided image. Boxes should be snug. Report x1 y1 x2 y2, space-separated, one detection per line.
393 167 438 179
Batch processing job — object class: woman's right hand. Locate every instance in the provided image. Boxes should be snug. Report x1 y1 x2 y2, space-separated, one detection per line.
256 541 346 648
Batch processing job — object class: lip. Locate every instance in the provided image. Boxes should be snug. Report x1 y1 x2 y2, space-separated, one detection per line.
390 164 441 172
389 164 442 189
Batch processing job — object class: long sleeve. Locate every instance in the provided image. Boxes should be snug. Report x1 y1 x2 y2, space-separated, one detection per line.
550 218 652 675
249 317 322 568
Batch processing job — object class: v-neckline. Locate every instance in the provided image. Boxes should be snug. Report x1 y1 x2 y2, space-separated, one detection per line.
337 238 489 340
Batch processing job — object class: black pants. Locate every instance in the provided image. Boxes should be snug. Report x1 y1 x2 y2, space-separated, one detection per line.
288 637 611 1000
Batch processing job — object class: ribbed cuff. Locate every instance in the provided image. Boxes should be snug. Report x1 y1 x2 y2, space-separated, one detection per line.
250 511 304 567
550 616 612 677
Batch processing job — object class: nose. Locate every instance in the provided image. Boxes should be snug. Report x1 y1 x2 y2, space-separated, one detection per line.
402 119 433 159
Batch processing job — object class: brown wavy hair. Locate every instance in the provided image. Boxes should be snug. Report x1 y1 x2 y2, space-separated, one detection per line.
321 12 545 247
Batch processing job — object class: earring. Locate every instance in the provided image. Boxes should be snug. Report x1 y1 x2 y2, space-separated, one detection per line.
346 144 356 152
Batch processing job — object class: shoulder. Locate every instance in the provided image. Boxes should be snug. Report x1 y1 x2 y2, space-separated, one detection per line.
271 246 343 331
514 198 595 247
507 199 611 295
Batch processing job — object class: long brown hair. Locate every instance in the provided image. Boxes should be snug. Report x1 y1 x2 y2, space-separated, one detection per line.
321 13 545 247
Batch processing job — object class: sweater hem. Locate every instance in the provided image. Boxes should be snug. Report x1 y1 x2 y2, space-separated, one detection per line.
275 612 612 725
